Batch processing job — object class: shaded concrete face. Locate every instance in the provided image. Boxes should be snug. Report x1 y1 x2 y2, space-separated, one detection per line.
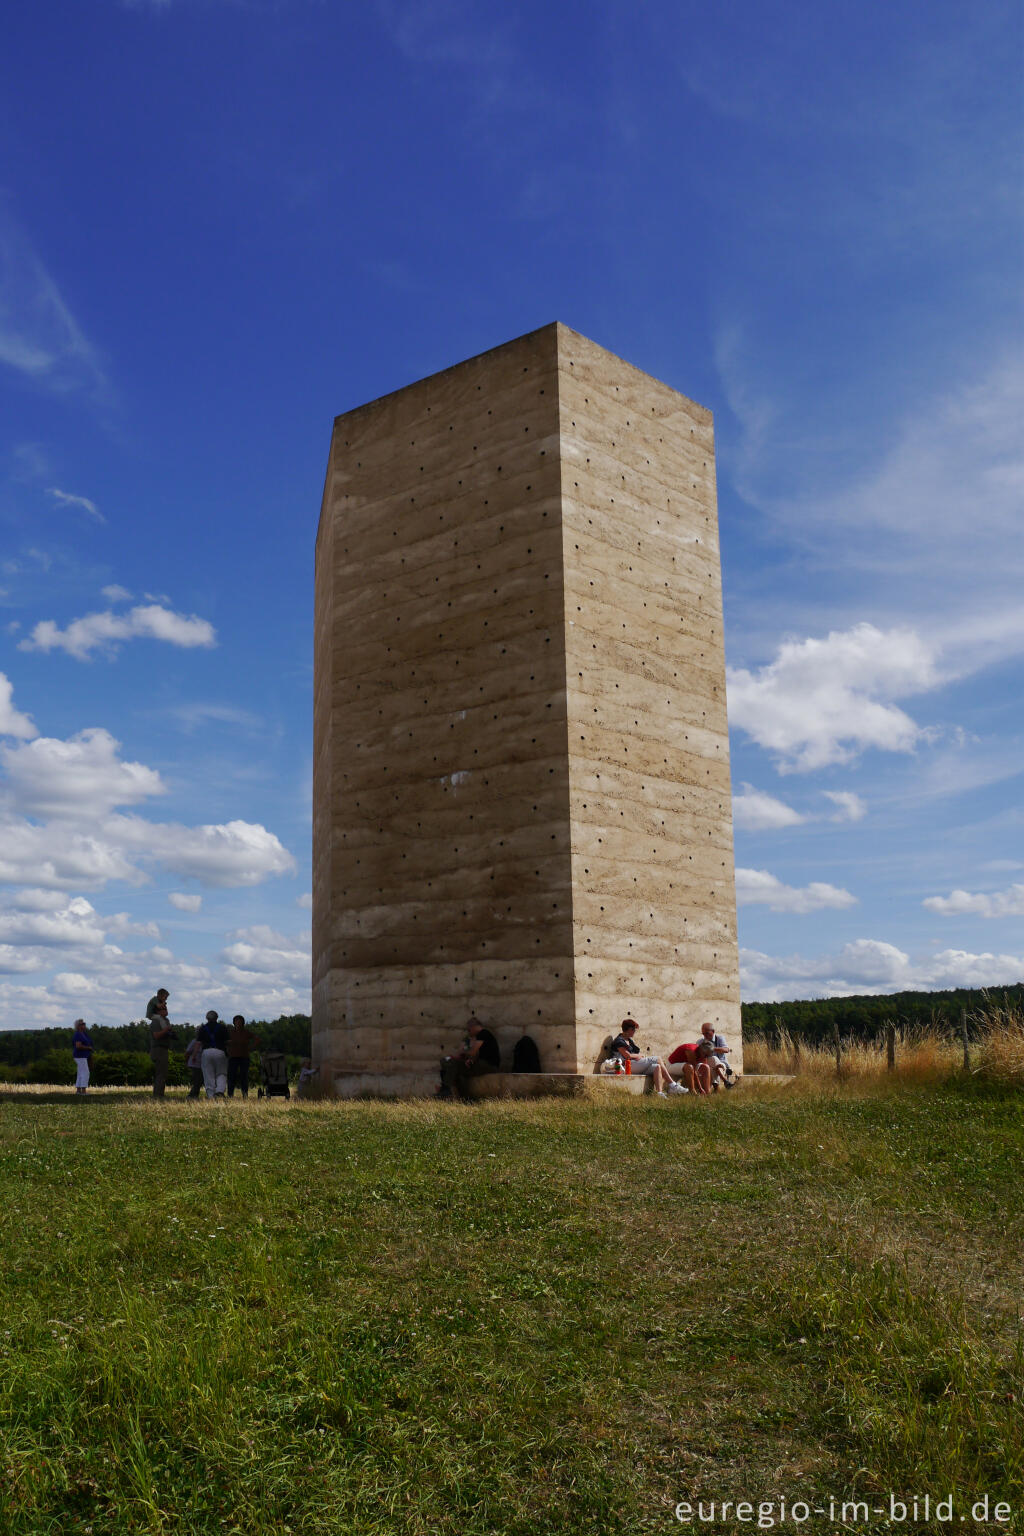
314 323 741 1091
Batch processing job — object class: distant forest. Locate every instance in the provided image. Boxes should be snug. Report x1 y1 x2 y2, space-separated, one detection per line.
741 984 1024 1042
0 1014 312 1085
2 986 1022 1080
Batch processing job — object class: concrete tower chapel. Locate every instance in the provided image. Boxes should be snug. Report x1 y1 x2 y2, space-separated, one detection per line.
313 323 741 1094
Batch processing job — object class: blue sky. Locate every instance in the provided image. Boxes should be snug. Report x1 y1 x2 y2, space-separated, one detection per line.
0 0 1021 1029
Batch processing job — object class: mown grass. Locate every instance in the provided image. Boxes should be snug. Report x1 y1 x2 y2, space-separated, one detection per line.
0 1082 1020 1535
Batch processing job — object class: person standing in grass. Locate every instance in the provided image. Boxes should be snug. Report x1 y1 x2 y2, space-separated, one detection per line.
184 1031 204 1098
71 1018 93 1095
198 1010 230 1098
226 1015 260 1099
146 987 176 1099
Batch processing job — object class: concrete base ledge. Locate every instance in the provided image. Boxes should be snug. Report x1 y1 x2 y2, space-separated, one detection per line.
465 1072 585 1099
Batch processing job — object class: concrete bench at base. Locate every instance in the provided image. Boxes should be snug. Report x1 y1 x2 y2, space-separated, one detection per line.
465 1072 585 1099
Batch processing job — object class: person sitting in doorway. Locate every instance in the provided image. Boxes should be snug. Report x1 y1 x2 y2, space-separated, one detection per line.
611 1019 684 1097
439 1015 500 1100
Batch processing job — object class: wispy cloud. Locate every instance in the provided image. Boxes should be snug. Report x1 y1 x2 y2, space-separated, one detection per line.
168 892 202 912
19 603 216 660
166 701 263 734
47 486 105 523
823 791 866 824
0 203 109 400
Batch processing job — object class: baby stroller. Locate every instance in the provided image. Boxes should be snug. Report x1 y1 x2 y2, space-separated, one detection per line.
257 1051 291 1099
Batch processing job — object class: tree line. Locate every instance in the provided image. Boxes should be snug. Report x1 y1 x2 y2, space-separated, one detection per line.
741 984 1024 1043
0 1014 312 1086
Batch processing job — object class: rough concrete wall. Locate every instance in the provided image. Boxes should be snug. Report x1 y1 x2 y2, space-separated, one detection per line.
313 325 578 1087
556 325 742 1072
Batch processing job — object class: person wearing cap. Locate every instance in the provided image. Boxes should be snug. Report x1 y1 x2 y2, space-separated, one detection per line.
146 987 176 1098
610 1019 684 1097
197 1010 230 1098
71 1019 93 1095
439 1015 500 1100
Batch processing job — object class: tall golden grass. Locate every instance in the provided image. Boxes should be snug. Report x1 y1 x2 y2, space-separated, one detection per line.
743 1000 1024 1086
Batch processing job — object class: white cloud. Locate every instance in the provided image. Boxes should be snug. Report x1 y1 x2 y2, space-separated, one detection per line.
0 820 141 889
924 883 1024 919
741 938 1024 1001
0 895 106 949
823 790 866 823
221 924 310 980
1 728 164 818
19 603 216 660
733 784 804 830
102 584 132 603
0 674 36 739
168 892 202 912
727 623 940 771
735 867 857 914
110 815 295 887
0 208 108 398
0 720 294 892
296 892 313 910
47 487 104 523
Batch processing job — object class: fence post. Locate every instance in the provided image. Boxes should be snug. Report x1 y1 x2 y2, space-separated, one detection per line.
961 1009 970 1072
886 1023 896 1073
832 1023 842 1078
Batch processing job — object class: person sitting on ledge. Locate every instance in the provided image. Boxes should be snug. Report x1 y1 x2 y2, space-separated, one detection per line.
439 1015 500 1100
612 1019 685 1097
667 1041 711 1096
698 1021 735 1089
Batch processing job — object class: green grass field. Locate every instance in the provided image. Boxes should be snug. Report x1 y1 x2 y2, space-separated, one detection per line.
0 1081 1020 1535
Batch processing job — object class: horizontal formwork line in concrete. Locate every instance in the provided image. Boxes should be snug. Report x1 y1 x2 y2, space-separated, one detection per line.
330 934 575 969
569 923 737 968
325 622 567 690
329 552 565 633
331 706 568 769
565 642 724 705
560 424 716 499
332 362 559 461
564 584 724 657
330 675 568 738
566 660 726 731
331 429 561 518
566 719 730 779
567 758 732 822
328 730 730 804
328 844 572 894
327 523 565 615
566 693 728 754
556 344 712 428
561 453 716 533
563 520 721 599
